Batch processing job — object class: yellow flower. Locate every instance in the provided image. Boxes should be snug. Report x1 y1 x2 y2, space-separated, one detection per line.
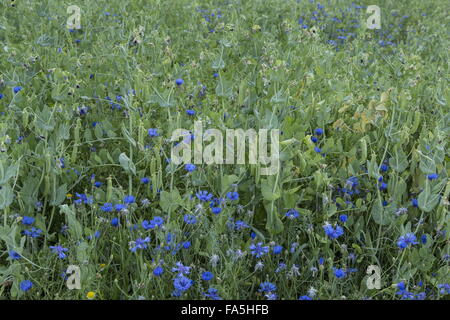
66 193 73 199
99 264 106 269
86 291 96 299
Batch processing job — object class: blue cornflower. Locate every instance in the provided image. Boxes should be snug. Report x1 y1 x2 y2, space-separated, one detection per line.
397 233 418 249
153 266 164 277
124 195 135 204
275 262 287 273
272 245 283 255
201 271 214 281
100 203 113 212
183 214 197 225
13 86 23 94
314 146 321 153
186 109 195 116
427 173 438 180
94 181 102 188
182 241 191 249
314 128 324 135
411 198 418 208
211 207 222 214
141 177 150 184
74 193 93 205
249 242 269 258
339 214 348 223
438 284 450 295
311 136 318 143
333 268 346 278
235 220 249 230
185 164 196 172
379 182 388 191
196 190 213 202
175 78 184 86
0 93 3 99
20 280 33 292
380 164 389 172
115 204 126 211
421 234 427 244
265 293 277 300
285 209 300 219
148 128 159 137
299 295 313 300
172 262 191 275
258 281 277 293
323 223 344 239
22 216 35 226
9 250 21 260
226 191 239 201
49 245 69 259
346 176 359 188
173 275 193 292
213 73 219 78
130 237 151 252
203 287 222 300
23 227 42 238
111 217 119 227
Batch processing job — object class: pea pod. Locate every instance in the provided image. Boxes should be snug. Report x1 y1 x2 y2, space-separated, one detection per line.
22 109 29 128
106 176 113 202
359 136 367 164
71 118 81 162
410 111 421 134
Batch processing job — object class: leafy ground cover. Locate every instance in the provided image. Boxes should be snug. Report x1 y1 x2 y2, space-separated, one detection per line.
0 0 449 300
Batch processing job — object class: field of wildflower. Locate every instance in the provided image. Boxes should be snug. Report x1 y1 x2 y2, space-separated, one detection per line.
0 0 449 301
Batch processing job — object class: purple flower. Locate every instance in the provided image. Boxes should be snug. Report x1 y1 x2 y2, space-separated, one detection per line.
427 173 438 180
148 128 159 137
397 233 418 249
13 86 23 94
196 190 213 202
285 209 300 219
334 268 346 278
111 217 119 227
20 280 33 292
49 245 69 259
130 237 151 252
323 223 344 239
175 78 184 86
9 250 21 260
258 281 277 293
124 195 135 204
201 271 214 281
22 216 35 226
173 275 192 292
100 203 113 212
172 262 191 275
249 242 269 258
226 191 239 201
314 128 324 135
153 266 164 277
185 164 196 172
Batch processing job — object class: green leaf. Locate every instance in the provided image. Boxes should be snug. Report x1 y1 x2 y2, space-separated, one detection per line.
389 148 408 172
418 181 440 212
0 184 14 209
50 184 67 206
119 153 136 175
419 155 436 174
371 199 390 225
215 78 233 97
60 205 83 240
160 188 181 213
212 57 225 69
261 179 280 201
